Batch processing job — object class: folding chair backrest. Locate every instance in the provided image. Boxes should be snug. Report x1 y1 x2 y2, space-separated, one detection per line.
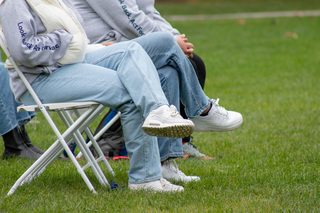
0 28 50 113
0 27 79 164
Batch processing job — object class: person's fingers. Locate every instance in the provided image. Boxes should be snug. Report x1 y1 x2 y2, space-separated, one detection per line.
186 48 194 53
185 52 193 58
186 42 194 49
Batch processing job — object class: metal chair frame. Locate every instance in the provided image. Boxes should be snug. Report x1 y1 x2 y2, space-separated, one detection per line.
0 29 118 196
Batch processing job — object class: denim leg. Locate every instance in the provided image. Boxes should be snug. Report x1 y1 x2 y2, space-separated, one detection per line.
134 32 211 118
158 66 180 112
0 65 17 135
85 41 169 118
157 66 183 161
118 101 162 183
14 100 36 126
0 63 35 135
158 137 183 162
20 64 134 108
20 48 165 183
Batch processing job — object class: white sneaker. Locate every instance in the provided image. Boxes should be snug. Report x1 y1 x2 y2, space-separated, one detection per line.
128 179 164 192
142 105 195 138
160 178 184 192
191 99 243 132
128 178 183 192
162 160 200 183
182 142 207 158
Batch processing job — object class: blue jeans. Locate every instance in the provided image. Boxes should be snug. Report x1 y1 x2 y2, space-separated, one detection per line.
0 62 36 135
157 66 184 161
133 32 211 161
21 41 168 184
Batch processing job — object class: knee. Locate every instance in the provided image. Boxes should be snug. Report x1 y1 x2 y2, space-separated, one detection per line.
142 32 176 50
153 32 176 45
126 40 144 51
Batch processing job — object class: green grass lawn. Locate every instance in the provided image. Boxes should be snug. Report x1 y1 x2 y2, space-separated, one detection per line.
1 2 320 212
156 0 320 16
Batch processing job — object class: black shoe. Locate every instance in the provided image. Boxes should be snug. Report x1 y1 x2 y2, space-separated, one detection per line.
2 127 42 160
19 125 44 154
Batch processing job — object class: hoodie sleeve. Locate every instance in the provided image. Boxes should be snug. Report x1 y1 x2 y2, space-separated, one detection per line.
85 0 163 40
0 0 73 67
152 8 180 36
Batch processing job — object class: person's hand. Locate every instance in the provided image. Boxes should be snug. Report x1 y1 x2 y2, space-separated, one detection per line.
175 34 194 58
102 41 116 47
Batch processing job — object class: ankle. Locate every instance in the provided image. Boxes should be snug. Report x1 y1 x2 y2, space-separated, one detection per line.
201 103 212 116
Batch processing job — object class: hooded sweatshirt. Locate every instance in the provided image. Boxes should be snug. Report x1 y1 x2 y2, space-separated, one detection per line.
72 0 180 44
0 0 89 100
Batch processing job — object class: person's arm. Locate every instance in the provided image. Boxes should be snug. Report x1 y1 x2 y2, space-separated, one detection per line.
0 0 73 67
152 8 194 57
85 0 162 40
152 9 180 35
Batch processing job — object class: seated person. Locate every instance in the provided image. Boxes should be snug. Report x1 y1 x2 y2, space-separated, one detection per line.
72 0 207 157
0 59 43 159
0 0 196 192
71 0 243 182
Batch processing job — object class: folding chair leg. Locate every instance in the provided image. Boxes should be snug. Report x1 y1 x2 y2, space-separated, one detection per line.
58 108 111 186
51 106 102 193
61 136 98 193
74 110 120 177
7 137 96 196
70 127 109 187
83 125 116 177
76 112 120 163
7 106 100 196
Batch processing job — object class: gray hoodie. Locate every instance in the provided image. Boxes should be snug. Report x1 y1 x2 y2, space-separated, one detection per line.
72 0 180 44
0 0 85 100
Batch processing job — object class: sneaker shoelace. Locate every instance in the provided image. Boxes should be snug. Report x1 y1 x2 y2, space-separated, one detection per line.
212 98 228 116
160 178 183 191
168 105 179 117
186 140 197 148
168 160 186 176
160 178 171 186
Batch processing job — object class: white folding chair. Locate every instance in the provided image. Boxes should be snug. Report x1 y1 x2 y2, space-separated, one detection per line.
0 28 119 196
76 111 121 159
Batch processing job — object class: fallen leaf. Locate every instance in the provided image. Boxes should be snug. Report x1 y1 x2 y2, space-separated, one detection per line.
237 19 246 25
285 32 299 39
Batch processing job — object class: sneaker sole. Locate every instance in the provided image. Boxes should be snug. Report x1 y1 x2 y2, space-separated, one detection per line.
128 185 163 192
128 184 183 192
142 124 194 138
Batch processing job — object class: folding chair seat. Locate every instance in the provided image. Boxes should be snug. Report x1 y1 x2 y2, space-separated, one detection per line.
0 29 117 196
